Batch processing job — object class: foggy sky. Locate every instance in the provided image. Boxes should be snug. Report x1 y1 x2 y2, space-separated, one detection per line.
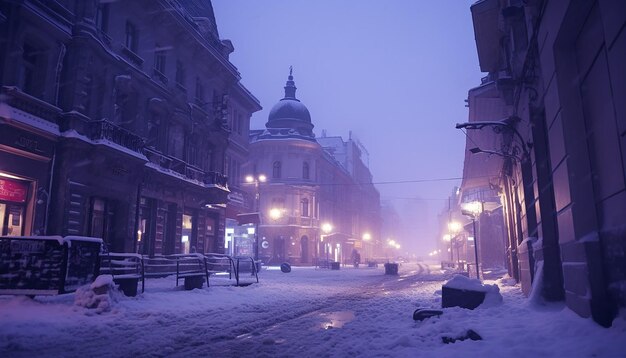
212 0 482 255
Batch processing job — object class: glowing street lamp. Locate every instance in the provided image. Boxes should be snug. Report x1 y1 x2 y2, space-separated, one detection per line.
269 208 282 221
462 201 484 279
362 233 371 241
448 221 462 233
319 222 333 266
245 174 267 261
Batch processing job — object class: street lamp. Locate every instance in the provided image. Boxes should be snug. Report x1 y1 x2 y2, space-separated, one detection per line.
462 201 484 279
442 234 453 263
447 221 462 266
269 208 282 221
245 174 266 261
320 222 333 266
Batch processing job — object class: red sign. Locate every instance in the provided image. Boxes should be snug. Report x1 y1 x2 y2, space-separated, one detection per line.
0 178 29 203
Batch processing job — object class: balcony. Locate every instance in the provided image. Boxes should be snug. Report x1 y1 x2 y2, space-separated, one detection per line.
204 171 228 188
1 86 60 125
88 120 145 154
143 147 228 188
121 46 144 68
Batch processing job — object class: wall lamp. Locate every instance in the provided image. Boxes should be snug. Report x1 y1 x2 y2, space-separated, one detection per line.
455 116 531 159
469 147 522 162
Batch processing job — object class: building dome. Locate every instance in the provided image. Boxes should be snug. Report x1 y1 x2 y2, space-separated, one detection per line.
268 98 311 123
265 69 315 138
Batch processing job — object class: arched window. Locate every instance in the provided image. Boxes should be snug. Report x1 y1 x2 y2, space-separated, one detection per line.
273 161 281 178
301 198 309 217
302 162 310 179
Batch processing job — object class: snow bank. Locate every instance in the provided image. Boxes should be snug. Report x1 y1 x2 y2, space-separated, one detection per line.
74 275 116 314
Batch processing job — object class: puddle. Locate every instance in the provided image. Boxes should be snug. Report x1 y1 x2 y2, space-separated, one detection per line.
317 310 355 330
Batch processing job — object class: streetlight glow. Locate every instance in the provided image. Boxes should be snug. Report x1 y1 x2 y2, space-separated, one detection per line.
322 223 333 234
443 234 451 242
245 175 254 183
269 208 282 220
362 233 371 241
258 174 267 182
462 201 483 216
448 221 462 233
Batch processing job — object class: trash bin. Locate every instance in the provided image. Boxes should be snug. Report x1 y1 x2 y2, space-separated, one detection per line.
330 261 340 270
384 263 399 275
441 286 485 309
116 278 139 297
280 262 292 273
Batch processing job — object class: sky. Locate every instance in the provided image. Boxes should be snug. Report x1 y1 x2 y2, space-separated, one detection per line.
212 1 483 255
2 263 624 356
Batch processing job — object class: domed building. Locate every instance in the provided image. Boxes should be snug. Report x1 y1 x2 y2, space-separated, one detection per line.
245 70 382 266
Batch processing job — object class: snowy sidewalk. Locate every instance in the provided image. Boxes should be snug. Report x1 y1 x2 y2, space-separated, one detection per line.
0 263 624 357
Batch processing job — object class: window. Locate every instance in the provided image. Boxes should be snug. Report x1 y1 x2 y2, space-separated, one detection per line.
187 135 199 167
125 21 138 53
167 124 185 159
175 60 186 88
237 113 243 135
301 198 309 217
302 162 310 179
181 213 193 254
96 4 109 33
21 43 46 98
154 46 166 74
195 77 204 105
273 161 281 179
272 197 285 208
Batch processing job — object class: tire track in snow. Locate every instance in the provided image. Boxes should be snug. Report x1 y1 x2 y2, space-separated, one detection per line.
194 265 448 357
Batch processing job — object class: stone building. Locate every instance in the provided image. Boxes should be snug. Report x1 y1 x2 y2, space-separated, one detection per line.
463 0 626 326
0 0 259 255
247 71 382 266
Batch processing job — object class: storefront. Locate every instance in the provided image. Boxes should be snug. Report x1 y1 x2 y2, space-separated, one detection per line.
0 120 57 237
0 176 30 236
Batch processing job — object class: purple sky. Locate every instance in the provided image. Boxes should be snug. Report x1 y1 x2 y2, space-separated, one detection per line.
212 0 482 255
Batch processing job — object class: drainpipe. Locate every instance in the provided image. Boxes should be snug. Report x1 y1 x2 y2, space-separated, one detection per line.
133 182 142 253
44 146 56 235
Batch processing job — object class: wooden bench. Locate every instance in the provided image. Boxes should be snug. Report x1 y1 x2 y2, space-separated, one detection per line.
99 253 144 296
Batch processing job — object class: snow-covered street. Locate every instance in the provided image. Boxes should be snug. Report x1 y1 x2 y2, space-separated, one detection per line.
1 262 625 357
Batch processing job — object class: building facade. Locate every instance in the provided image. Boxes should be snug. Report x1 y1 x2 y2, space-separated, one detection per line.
247 71 382 266
0 0 258 255
464 0 626 326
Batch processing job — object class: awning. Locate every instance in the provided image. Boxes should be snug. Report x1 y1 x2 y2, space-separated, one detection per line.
236 212 261 225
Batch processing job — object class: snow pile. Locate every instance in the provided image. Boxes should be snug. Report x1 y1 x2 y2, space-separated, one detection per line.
444 274 503 307
74 275 116 314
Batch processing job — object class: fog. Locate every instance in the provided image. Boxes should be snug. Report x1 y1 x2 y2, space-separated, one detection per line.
213 0 482 255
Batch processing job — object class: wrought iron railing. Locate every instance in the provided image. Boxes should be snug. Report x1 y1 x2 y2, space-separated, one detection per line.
88 120 145 154
143 147 228 188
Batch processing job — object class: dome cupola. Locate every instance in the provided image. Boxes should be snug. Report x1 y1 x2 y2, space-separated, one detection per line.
265 67 314 138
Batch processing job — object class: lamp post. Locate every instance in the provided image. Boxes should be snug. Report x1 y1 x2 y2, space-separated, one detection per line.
320 222 332 266
362 232 371 262
447 221 462 267
443 234 452 263
245 174 266 261
462 201 483 279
